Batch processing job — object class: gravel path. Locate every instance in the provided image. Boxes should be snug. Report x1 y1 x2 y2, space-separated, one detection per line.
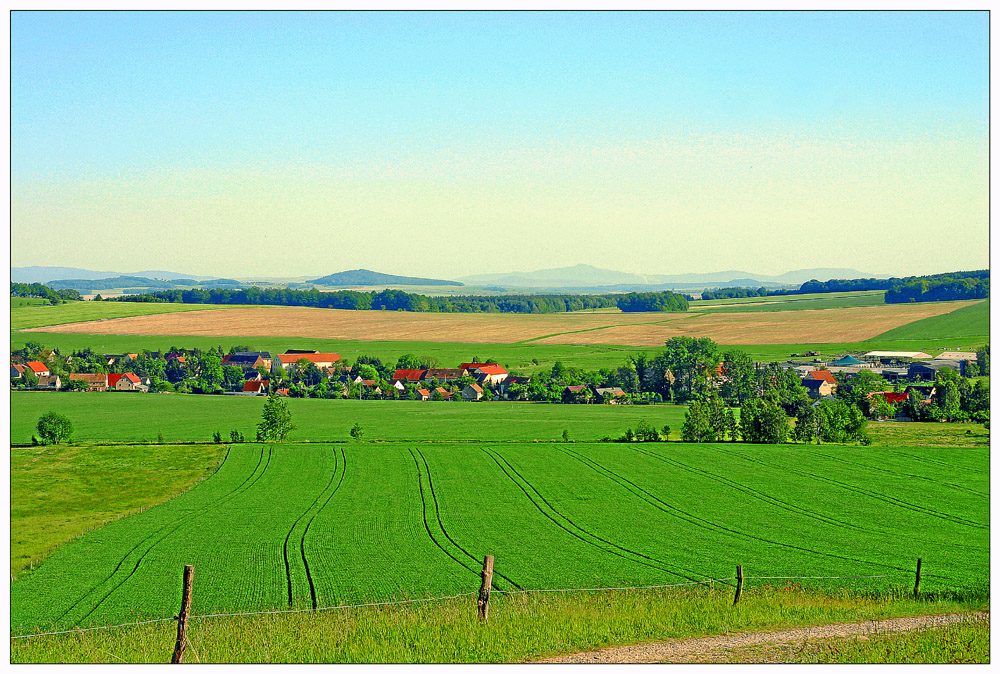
536 611 987 663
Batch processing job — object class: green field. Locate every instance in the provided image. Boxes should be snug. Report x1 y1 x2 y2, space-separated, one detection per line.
872 300 989 342
10 393 688 444
693 291 887 313
11 440 987 635
11 299 229 331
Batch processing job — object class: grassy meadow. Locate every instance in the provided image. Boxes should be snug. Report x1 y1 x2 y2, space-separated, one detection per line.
10 585 986 664
10 443 226 574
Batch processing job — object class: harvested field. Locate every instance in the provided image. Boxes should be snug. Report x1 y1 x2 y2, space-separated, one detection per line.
23 306 688 344
537 303 974 345
24 301 973 346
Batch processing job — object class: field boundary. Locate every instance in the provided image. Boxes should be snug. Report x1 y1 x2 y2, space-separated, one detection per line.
10 571 918 641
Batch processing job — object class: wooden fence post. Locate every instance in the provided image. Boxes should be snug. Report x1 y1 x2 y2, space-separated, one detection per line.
733 565 744 606
477 555 494 622
171 565 195 663
913 558 922 599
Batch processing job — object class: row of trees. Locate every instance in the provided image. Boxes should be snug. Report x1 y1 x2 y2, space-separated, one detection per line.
10 283 82 304
104 286 620 314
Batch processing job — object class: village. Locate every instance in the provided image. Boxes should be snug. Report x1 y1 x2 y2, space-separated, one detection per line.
9 344 987 422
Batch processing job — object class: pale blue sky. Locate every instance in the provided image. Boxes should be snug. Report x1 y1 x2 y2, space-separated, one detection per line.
11 11 989 279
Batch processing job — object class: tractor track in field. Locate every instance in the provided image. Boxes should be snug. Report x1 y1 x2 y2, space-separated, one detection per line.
409 448 522 591
800 449 988 501
299 445 348 609
481 447 709 584
876 447 989 476
51 444 246 625
558 447 916 576
283 445 346 608
633 447 882 535
710 446 987 531
71 446 275 626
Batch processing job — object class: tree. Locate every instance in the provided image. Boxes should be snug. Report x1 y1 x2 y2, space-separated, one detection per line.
681 400 715 442
740 399 789 444
719 349 756 405
350 423 364 440
793 402 816 443
36 411 73 445
976 343 989 376
256 394 295 442
658 337 721 402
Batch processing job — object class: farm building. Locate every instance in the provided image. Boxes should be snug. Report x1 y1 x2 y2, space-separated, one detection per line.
424 368 466 383
802 379 834 399
908 361 961 380
243 380 269 395
416 388 431 401
462 383 484 401
69 373 109 391
276 353 341 370
222 353 268 370
805 370 837 385
863 351 933 364
10 363 26 378
466 364 509 386
831 355 865 366
594 386 628 402
36 375 61 390
108 372 147 392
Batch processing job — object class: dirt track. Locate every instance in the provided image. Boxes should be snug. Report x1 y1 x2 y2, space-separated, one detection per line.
24 301 970 346
536 610 987 663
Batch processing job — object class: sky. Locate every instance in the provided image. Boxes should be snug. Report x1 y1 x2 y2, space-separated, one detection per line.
10 10 989 280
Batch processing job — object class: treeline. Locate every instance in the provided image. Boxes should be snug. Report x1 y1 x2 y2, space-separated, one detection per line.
885 275 990 304
616 291 689 312
105 287 691 314
10 283 82 303
701 269 989 303
700 287 799 300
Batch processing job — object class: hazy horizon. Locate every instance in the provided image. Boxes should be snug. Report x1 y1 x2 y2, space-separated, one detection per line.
11 11 988 279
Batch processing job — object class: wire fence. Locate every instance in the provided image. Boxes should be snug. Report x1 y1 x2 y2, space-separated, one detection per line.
10 572 910 641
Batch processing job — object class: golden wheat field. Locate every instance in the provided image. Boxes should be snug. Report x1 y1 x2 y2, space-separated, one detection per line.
24 301 972 346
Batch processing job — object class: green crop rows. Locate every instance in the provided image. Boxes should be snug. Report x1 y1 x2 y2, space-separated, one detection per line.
11 441 987 635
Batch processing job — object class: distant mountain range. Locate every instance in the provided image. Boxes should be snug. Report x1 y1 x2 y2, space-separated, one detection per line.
13 264 892 293
457 264 890 289
11 266 216 283
306 269 462 287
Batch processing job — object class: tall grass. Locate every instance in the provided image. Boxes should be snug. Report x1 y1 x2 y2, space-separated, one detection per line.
10 584 988 664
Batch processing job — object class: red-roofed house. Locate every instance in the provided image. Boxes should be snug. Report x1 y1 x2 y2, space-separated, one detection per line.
434 387 454 400
112 372 146 392
276 353 341 370
806 370 837 384
391 369 427 383
868 391 908 406
26 361 50 377
461 363 508 385
417 388 431 401
243 380 269 395
10 363 26 378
